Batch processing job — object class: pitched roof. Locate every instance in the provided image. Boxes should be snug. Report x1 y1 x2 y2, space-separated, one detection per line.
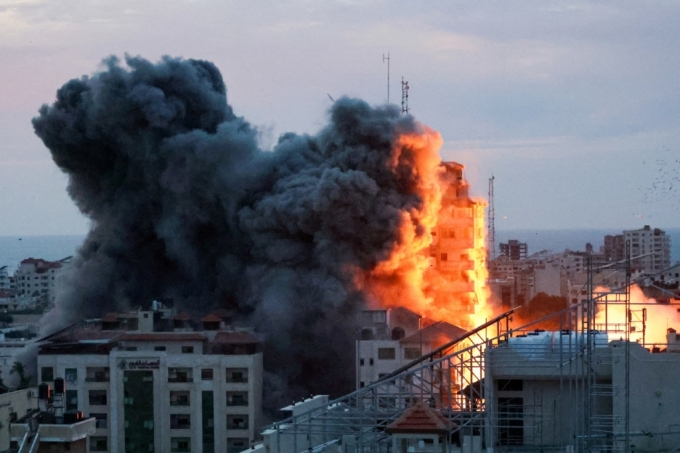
401 321 466 345
201 313 222 323
386 402 453 434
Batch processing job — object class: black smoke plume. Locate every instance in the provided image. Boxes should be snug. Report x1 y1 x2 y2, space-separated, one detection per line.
33 55 432 412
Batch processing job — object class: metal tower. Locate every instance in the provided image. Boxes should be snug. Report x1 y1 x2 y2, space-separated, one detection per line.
401 77 409 114
488 176 495 260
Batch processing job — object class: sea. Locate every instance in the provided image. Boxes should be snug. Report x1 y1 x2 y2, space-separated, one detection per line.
0 229 679 272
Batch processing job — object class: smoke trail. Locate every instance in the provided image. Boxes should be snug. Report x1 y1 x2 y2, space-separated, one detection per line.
32 55 443 410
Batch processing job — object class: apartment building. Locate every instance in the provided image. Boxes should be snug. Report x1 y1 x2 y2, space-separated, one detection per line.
624 225 671 273
14 257 69 305
430 162 487 329
37 306 263 453
356 308 465 388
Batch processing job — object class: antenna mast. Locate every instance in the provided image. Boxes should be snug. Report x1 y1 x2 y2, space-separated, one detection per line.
488 176 495 260
383 53 390 103
401 77 409 114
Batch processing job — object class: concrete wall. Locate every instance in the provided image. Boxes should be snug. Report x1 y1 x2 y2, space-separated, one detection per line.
612 342 680 452
0 388 37 452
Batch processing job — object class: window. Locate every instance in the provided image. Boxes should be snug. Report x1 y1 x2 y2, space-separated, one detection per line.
226 368 248 383
91 413 108 429
125 347 137 351
181 346 194 354
440 253 448 261
90 436 108 452
66 390 78 411
498 379 523 392
201 368 214 380
170 414 191 429
65 368 77 383
227 414 249 430
359 358 364 366
227 438 249 453
89 390 108 406
372 311 386 323
87 367 110 382
226 392 249 406
171 437 191 453
170 391 190 406
378 348 396 360
498 397 524 446
168 368 193 383
404 348 422 360
41 367 54 382
155 346 166 351
369 358 374 365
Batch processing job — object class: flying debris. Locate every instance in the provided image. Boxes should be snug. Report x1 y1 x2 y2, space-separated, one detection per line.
327 93 335 102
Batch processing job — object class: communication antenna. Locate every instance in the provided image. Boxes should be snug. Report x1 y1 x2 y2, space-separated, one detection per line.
401 77 409 114
488 176 495 260
383 53 390 103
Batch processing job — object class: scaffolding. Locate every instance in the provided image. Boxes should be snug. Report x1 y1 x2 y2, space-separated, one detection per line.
264 256 680 453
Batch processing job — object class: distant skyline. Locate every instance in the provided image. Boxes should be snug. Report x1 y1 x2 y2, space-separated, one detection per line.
1 0 679 235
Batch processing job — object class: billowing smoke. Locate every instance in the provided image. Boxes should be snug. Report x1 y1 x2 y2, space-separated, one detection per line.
32 55 440 411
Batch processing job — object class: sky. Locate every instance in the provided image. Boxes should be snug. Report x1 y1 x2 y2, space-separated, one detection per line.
1 0 679 235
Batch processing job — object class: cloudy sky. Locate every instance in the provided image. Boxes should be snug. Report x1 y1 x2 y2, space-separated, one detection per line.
1 0 679 235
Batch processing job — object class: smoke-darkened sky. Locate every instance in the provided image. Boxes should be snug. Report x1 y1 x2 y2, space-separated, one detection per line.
2 0 680 234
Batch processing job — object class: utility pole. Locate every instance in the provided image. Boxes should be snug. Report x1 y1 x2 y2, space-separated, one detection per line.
383 53 390 103
401 77 409 114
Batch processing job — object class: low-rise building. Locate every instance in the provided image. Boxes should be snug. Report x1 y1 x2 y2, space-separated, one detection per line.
356 308 465 388
37 305 263 453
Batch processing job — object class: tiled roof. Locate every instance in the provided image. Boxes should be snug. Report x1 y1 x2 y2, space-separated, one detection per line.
386 402 452 434
201 313 222 323
119 333 205 342
212 331 259 344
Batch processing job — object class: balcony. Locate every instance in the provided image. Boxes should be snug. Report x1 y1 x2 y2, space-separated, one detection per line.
12 418 96 443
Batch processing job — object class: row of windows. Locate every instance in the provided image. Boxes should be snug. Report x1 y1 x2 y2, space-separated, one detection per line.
42 367 249 384
123 345 195 353
90 436 250 453
168 413 249 429
359 347 422 364
48 388 250 409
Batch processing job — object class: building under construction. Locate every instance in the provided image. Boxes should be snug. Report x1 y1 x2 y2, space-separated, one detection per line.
245 257 680 453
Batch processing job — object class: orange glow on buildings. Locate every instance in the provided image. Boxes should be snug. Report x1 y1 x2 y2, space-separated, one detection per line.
595 284 680 346
359 126 489 330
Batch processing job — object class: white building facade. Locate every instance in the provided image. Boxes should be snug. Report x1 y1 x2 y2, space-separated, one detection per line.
623 225 671 273
37 310 263 453
14 257 69 306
